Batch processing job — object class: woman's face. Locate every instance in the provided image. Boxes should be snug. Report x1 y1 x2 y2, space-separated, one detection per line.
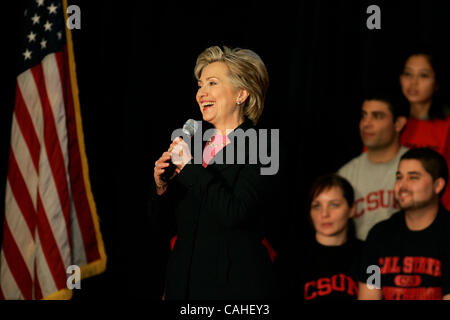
399 54 437 105
196 62 243 130
310 186 354 241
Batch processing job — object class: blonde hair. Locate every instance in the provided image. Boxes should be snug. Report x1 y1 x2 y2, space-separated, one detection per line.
194 46 269 125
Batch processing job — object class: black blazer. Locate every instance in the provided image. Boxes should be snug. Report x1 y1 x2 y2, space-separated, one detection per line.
152 119 276 300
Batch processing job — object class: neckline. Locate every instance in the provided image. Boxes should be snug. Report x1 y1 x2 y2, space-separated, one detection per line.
401 209 440 233
314 237 350 249
364 146 406 166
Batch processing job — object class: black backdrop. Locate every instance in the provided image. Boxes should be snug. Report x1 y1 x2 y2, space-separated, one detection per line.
2 0 450 300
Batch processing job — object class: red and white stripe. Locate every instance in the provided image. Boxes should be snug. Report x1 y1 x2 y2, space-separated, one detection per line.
0 48 102 299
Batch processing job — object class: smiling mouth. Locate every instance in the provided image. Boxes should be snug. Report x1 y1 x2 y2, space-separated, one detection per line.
398 191 412 200
201 102 215 111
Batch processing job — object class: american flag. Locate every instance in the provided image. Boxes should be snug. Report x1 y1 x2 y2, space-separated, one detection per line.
0 0 106 299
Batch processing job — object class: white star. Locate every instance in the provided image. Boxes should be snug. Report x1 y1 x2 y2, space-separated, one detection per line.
48 3 57 14
40 39 47 49
27 31 37 42
44 21 52 31
36 0 44 7
23 49 32 60
57 31 62 40
31 14 40 25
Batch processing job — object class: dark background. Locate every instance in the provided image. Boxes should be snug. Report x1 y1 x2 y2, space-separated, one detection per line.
2 0 450 300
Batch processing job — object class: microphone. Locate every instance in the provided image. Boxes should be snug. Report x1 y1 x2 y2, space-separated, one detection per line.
160 119 199 182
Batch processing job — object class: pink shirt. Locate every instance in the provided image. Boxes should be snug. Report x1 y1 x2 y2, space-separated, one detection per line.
202 133 231 167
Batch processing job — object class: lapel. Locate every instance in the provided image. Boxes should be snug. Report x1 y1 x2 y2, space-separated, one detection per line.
206 119 254 172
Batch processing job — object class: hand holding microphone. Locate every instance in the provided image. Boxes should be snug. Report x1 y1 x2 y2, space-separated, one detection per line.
170 137 192 170
154 119 198 194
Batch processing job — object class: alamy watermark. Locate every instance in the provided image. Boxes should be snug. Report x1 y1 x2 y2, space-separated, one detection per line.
66 265 81 289
366 265 381 290
170 121 279 176
67 5 381 31
366 5 381 30
67 5 81 30
64 263 380 291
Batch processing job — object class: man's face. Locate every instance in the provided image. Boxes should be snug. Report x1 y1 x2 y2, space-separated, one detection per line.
394 159 438 211
359 100 397 150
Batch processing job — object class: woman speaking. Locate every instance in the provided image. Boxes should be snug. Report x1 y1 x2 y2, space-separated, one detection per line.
152 46 275 300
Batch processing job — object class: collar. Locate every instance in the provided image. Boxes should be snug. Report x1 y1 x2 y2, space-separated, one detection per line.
205 118 255 171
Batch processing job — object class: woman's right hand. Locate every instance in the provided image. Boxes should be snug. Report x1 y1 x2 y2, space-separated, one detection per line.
154 151 172 195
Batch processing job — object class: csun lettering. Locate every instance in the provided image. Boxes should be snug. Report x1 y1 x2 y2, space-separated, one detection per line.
304 273 358 300
354 189 397 218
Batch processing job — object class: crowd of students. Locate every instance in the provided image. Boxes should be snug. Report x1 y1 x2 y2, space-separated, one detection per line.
294 49 450 300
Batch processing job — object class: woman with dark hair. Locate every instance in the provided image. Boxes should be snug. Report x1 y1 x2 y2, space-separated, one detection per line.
399 49 450 210
399 49 447 119
292 173 363 301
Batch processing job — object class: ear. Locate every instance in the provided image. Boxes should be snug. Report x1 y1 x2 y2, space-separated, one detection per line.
237 89 250 105
434 177 446 196
395 116 408 133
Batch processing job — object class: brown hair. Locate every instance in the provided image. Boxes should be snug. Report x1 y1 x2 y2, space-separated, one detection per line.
307 173 356 239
